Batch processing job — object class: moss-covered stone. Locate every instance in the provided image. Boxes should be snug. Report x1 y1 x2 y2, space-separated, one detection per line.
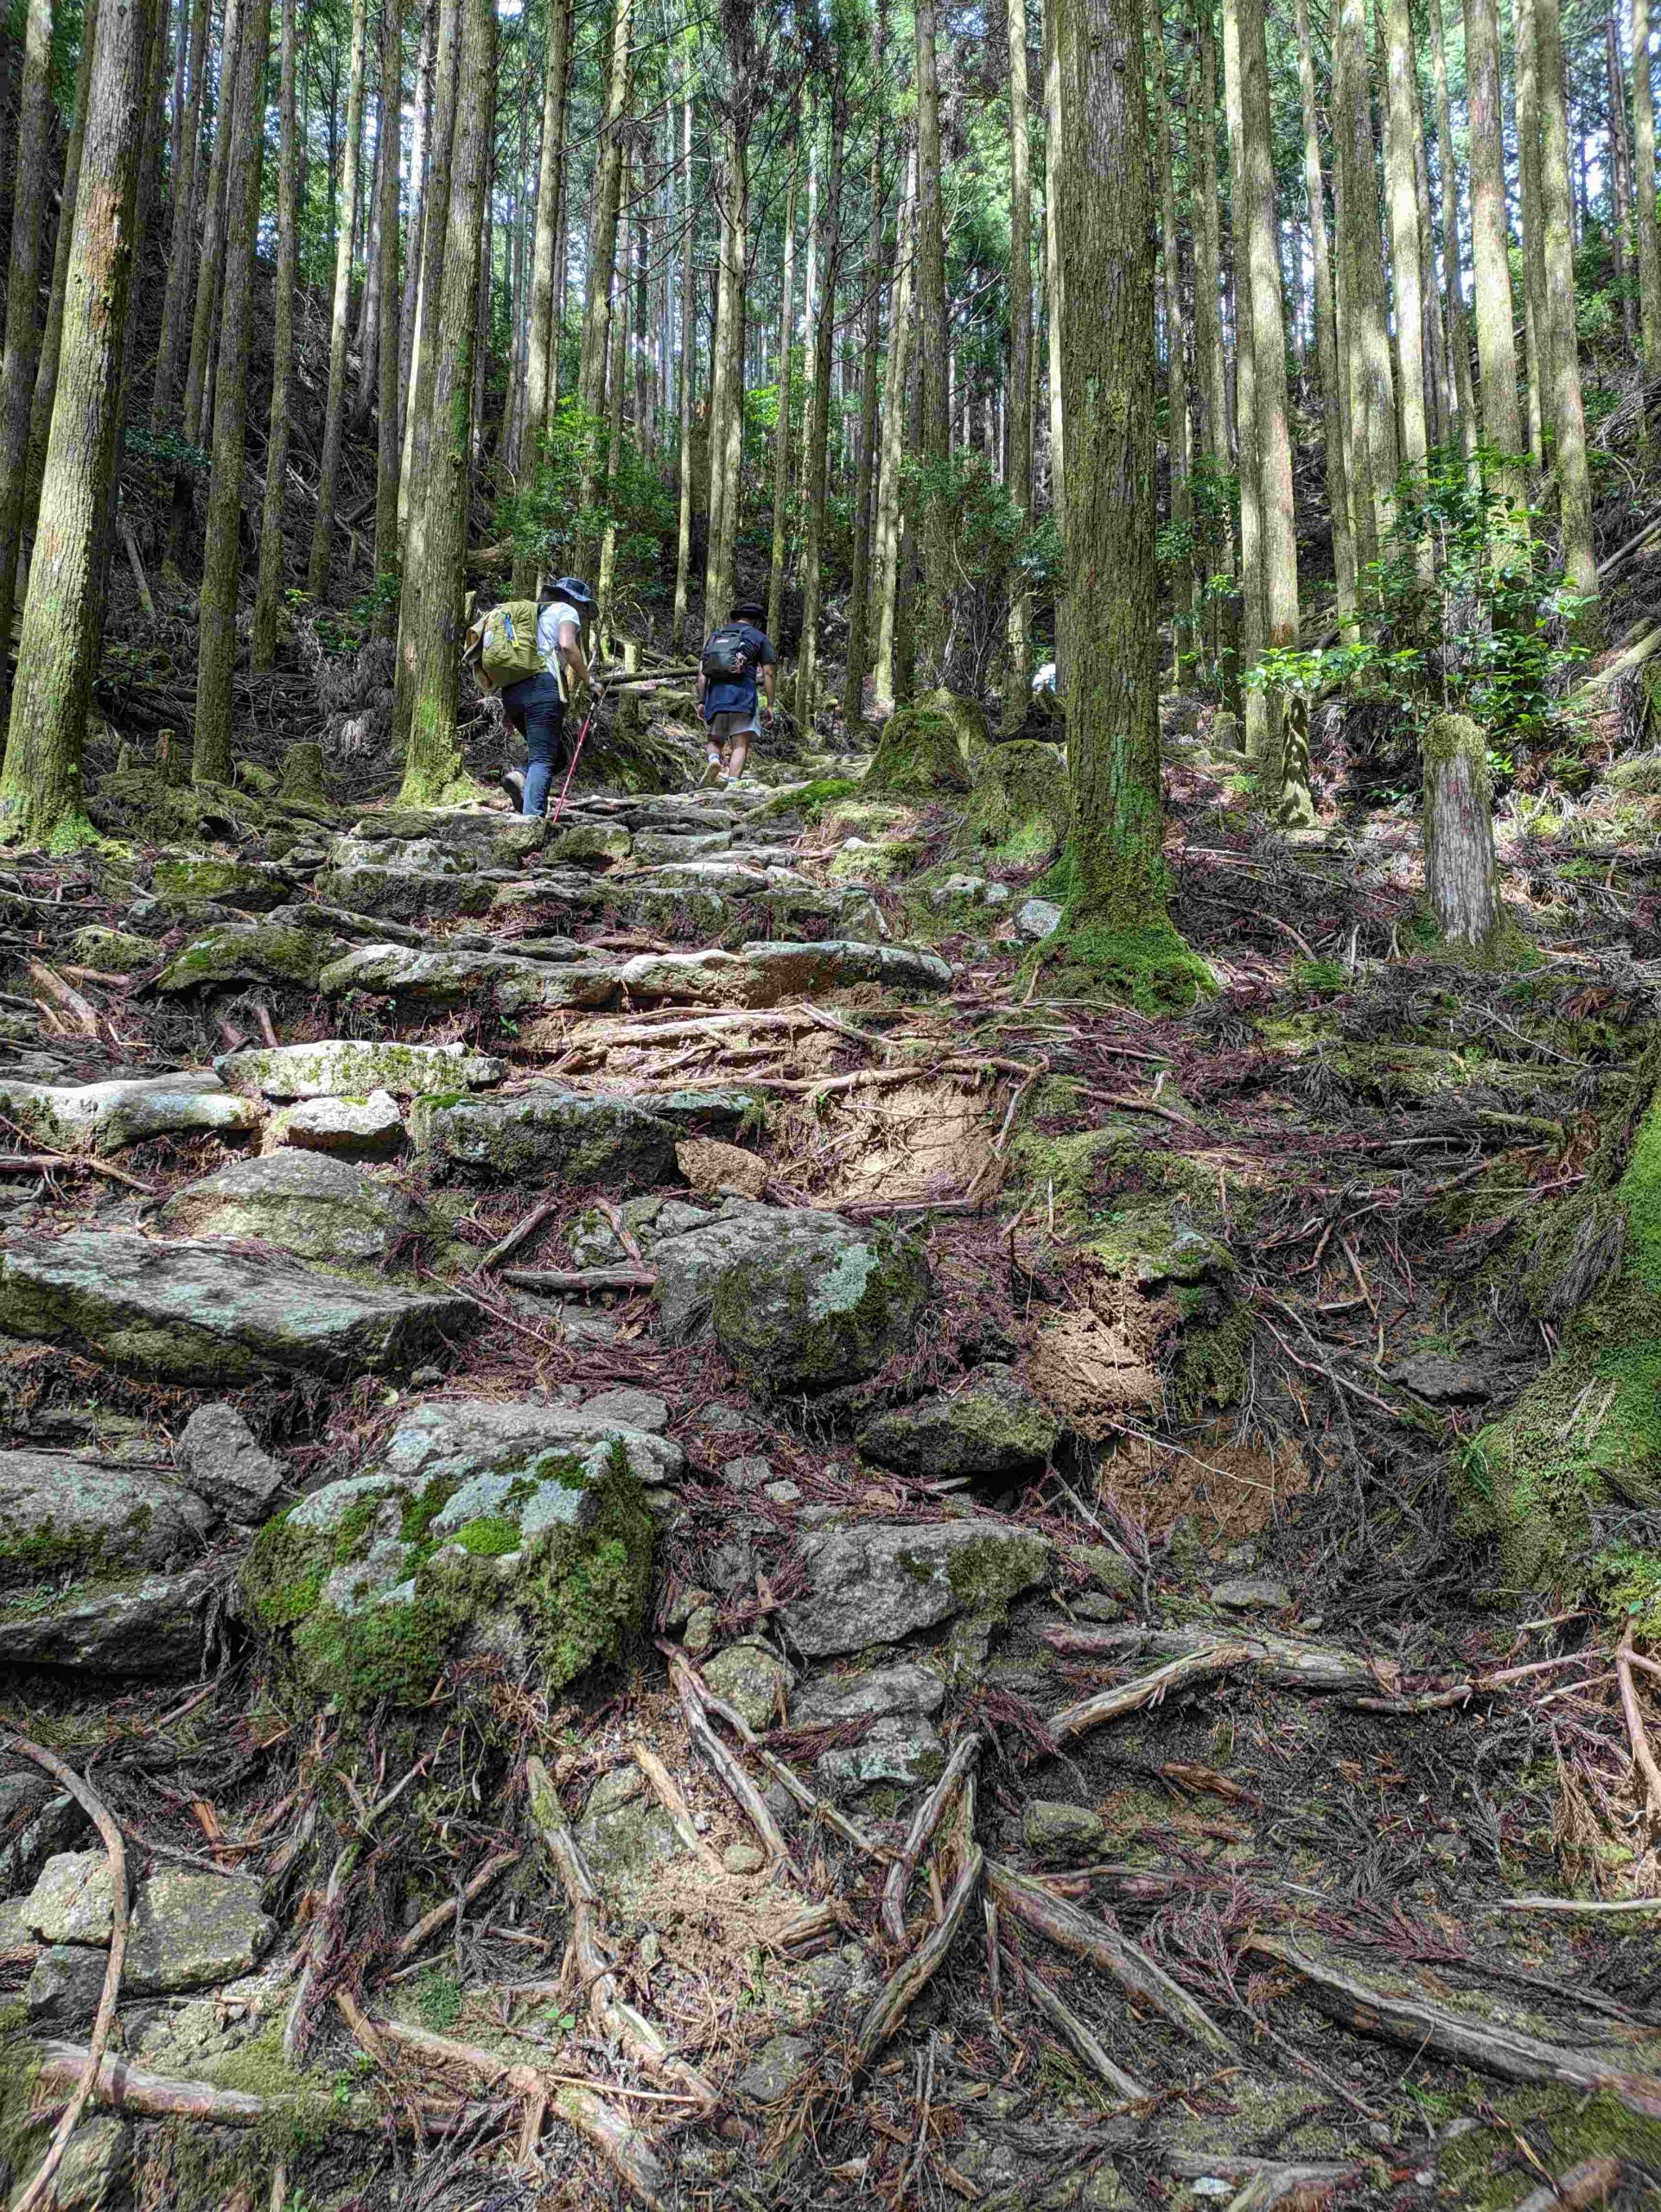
152 857 292 911
857 1365 1060 1479
866 689 995 796
1457 1065 1661 1606
277 742 329 810
244 1438 653 1713
66 925 155 975
709 1217 931 1392
153 923 337 994
967 741 1072 865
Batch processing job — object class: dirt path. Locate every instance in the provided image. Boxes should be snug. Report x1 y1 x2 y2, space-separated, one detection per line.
1 734 1659 2212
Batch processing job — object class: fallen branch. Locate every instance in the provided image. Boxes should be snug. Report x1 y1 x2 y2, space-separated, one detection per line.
633 1743 725 1874
1047 1644 1258 1743
881 1734 983 1942
0 1151 156 1192
29 2044 270 2127
676 1657 882 1854
500 1265 658 1294
856 1847 983 2066
1247 1934 1661 2117
372 2014 669 2209
1617 1625 1661 1823
482 1200 567 1271
1 1738 129 2212
524 1756 718 2107
988 1861 1238 2059
1041 1623 1399 1697
1020 1962 1149 2101
390 1847 522 1961
666 1654 794 1866
1496 1894 1661 1915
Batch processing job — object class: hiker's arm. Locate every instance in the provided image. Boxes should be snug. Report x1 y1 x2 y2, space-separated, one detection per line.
697 669 708 717
761 663 776 717
558 620 589 696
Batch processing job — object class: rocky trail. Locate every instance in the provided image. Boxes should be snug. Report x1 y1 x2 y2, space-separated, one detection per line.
3 695 1661 2212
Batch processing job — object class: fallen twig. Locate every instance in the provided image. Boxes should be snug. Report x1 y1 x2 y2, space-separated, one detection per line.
633 1742 725 1874
0 1150 156 1192
2 1738 128 2212
1047 1644 1258 1742
1041 1623 1399 1697
482 1199 567 1270
390 1847 522 1961
988 1860 1238 2059
500 1265 658 1294
1020 1961 1149 2101
1616 1625 1661 1823
665 1652 795 1866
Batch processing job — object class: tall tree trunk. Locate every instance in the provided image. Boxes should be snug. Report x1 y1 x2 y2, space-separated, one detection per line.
306 0 368 599
179 0 245 448
390 0 460 749
1465 0 1524 498
511 0 570 594
1535 0 1602 640
1383 0 1431 485
1638 0 1661 393
21 1 99 563
0 0 53 671
672 79 697 646
194 0 270 784
873 146 916 712
1333 0 1399 577
1608 3 1639 351
372 0 402 592
1055 0 1200 1002
1293 0 1357 628
397 0 492 804
765 156 798 658
1410 62 1448 448
1 0 149 844
150 0 208 426
1044 0 1066 536
1516 0 1549 472
1221 0 1262 738
915 0 952 687
702 110 748 626
1233 0 1303 816
578 0 632 428
796 81 843 732
251 0 297 672
397 0 435 452
843 8 887 734
1154 17 1192 678
1428 0 1477 454
1004 0 1034 719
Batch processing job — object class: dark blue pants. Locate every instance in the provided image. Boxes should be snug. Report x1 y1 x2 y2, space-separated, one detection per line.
500 673 566 816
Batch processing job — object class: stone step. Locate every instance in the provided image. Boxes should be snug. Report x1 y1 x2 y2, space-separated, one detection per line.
0 1071 261 1157
0 1230 470 1382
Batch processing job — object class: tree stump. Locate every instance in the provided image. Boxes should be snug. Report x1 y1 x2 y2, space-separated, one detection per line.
1422 712 1499 951
277 741 328 808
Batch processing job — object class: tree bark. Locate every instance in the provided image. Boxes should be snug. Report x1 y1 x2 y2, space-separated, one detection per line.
1636 0 1661 393
1055 0 1198 999
1043 0 1066 550
1516 0 1549 473
179 0 245 448
1608 3 1638 353
1333 0 1398 578
796 79 843 732
371 0 403 594
873 145 916 712
511 0 571 595
1533 0 1601 641
306 0 368 600
1422 712 1501 952
20 0 99 566
193 0 270 785
1465 0 1524 499
702 105 748 627
915 0 952 688
1383 0 1430 481
577 0 633 432
672 78 697 647
150 0 207 427
2 0 150 844
1427 0 1477 455
763 155 798 660
251 0 297 671
1153 20 1191 678
1003 0 1034 718
1293 0 1356 628
0 0 54 677
396 0 492 804
843 17 888 735
396 0 435 456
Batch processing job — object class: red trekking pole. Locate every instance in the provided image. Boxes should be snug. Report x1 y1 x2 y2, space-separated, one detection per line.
547 681 608 828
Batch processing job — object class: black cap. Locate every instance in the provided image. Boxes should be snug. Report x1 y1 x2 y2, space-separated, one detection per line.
553 576 596 609
730 599 765 620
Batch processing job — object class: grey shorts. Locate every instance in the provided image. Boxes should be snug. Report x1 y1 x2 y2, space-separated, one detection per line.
706 708 759 745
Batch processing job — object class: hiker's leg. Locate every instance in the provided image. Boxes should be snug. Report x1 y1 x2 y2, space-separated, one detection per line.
521 678 563 816
726 722 752 781
500 686 530 808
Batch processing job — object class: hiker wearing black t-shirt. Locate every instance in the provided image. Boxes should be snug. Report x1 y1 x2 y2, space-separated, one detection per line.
696 600 777 788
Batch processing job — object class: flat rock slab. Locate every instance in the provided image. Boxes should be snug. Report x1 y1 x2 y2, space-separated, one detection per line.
0 1565 219 1673
615 939 951 1008
792 1662 945 1725
377 1394 683 1492
318 943 621 1013
216 1039 506 1100
126 1868 276 1993
782 1519 1052 1658
0 1230 468 1381
314 866 499 923
25 1850 113 1942
0 1071 261 1157
0 1449 215 1594
178 1402 285 1522
411 1086 677 1188
272 1090 405 1160
152 923 345 993
158 1151 428 1270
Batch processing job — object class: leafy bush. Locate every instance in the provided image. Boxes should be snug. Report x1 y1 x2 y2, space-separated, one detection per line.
498 398 675 592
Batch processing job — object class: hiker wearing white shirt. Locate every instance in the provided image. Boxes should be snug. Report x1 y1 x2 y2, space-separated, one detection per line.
499 576 596 816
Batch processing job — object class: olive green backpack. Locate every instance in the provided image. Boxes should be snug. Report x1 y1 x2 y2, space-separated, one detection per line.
464 600 544 691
